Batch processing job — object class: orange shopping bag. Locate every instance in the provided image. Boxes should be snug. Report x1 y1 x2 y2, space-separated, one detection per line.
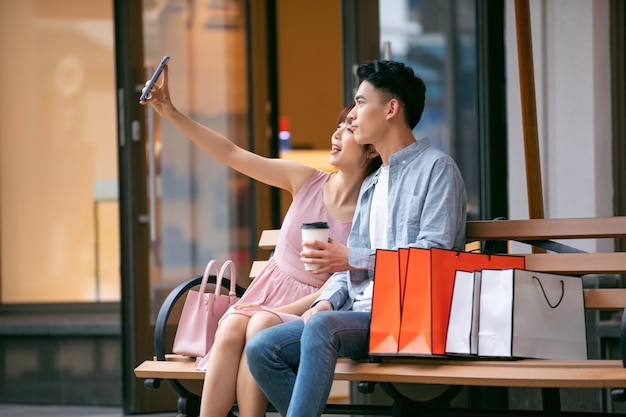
369 249 406 355
398 248 410 306
398 248 526 356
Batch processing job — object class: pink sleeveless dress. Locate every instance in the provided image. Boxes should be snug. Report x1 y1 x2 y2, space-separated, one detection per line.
224 170 352 323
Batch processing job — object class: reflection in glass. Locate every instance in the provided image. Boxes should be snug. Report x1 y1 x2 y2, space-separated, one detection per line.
142 0 251 318
379 0 479 219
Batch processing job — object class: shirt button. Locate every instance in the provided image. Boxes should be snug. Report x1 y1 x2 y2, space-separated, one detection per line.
402 160 406 164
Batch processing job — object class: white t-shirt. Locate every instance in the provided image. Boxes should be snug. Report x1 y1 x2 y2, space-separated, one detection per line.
353 166 389 312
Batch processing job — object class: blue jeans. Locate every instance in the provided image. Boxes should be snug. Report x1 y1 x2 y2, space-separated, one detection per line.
245 311 371 417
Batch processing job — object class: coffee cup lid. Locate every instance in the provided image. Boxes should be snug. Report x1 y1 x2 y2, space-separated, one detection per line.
301 222 329 229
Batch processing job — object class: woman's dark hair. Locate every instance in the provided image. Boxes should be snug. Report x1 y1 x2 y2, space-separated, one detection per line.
356 60 426 129
337 104 354 124
364 145 382 177
337 104 382 178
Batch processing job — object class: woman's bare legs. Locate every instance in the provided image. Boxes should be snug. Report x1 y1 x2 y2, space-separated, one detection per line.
199 314 249 417
236 311 284 417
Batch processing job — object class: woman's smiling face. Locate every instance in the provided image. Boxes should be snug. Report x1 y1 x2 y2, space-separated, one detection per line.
328 116 372 174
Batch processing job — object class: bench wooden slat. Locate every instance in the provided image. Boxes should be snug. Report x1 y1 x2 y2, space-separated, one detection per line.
135 357 626 389
258 229 280 250
584 288 626 310
135 360 204 380
333 359 626 389
249 260 268 279
255 218 626 252
466 217 626 241
372 357 622 368
524 252 626 275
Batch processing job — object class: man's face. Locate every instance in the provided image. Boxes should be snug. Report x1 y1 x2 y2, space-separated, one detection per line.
347 80 389 146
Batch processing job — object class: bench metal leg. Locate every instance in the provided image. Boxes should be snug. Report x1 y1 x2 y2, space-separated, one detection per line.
379 382 463 408
467 386 508 408
392 398 426 417
375 382 463 416
541 387 561 411
175 393 200 417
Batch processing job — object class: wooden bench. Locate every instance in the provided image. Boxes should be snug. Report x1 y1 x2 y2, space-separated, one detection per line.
134 216 626 417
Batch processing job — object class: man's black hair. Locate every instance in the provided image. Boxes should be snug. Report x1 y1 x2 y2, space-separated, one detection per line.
356 60 426 129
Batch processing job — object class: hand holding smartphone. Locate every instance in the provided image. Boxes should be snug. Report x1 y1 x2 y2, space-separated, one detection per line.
139 55 170 102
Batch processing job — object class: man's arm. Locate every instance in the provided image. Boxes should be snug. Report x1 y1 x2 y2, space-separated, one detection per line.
408 159 467 251
310 270 351 310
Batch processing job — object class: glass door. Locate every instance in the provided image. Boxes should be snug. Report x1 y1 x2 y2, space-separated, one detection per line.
142 0 252 313
0 1 119 304
115 0 254 413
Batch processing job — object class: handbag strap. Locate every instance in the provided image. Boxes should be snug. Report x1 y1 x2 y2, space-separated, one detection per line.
199 260 221 298
217 260 237 296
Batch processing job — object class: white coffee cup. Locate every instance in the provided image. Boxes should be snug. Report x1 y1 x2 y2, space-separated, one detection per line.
301 222 330 271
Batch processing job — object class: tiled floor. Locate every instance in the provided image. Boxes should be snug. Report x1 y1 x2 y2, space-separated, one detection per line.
0 404 175 417
0 404 353 417
0 403 365 417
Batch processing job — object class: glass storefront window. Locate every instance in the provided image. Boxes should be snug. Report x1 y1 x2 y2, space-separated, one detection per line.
0 0 118 303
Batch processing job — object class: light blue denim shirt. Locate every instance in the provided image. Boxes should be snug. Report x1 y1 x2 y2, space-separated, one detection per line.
316 137 467 311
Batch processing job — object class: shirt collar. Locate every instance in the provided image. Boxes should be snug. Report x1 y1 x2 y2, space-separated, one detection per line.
366 137 430 186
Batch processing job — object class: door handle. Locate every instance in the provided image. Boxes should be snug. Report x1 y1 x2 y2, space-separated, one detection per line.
145 81 157 242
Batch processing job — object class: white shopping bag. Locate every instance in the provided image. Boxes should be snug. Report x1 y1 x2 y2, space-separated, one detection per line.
446 270 481 355
478 268 587 359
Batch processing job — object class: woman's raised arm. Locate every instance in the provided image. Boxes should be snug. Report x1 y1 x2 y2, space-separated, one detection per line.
141 64 315 195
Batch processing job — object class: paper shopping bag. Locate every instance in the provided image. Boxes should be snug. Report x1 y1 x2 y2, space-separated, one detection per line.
398 248 410 307
369 249 403 355
399 248 525 356
396 248 433 355
478 269 587 359
445 270 481 355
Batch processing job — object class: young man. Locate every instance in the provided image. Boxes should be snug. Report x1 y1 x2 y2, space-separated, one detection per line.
245 60 467 417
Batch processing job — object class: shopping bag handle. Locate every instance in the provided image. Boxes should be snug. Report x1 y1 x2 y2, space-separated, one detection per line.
533 275 565 308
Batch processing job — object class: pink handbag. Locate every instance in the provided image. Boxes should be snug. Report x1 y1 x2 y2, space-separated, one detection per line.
172 260 239 360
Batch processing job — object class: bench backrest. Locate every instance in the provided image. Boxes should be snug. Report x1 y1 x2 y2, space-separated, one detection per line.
467 217 626 311
252 217 626 310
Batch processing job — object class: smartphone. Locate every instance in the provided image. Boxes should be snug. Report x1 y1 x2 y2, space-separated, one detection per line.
139 55 170 101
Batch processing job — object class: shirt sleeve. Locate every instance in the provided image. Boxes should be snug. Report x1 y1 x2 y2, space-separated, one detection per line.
408 159 467 251
313 271 351 310
348 246 376 271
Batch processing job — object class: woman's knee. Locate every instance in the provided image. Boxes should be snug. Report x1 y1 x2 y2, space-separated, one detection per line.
245 320 303 364
246 311 281 336
213 314 248 348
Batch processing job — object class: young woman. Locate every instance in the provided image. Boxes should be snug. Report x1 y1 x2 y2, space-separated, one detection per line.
141 64 381 417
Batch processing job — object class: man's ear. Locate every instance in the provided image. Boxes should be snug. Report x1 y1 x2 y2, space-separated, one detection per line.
386 98 400 119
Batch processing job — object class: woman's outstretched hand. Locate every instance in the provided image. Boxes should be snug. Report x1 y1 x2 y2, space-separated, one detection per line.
139 65 175 117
